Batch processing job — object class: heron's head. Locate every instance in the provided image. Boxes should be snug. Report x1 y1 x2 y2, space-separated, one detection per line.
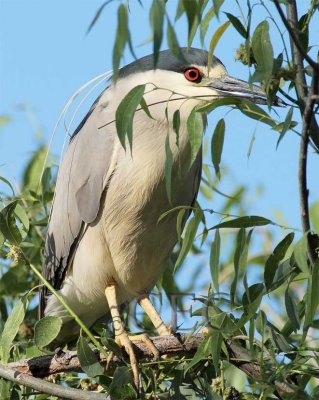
105 48 270 122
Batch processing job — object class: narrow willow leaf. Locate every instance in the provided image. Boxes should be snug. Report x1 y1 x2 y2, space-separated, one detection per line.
113 4 129 82
187 109 204 165
211 118 225 178
0 201 22 244
86 0 114 34
182 0 198 47
256 310 267 335
0 176 14 195
208 21 231 73
198 98 275 127
176 208 186 243
276 107 293 148
251 21 274 86
224 12 247 38
115 84 145 150
167 19 185 62
164 134 173 203
210 229 220 292
175 0 184 21
175 210 202 269
140 97 153 119
173 109 180 147
212 0 224 16
293 234 309 274
305 260 319 330
77 336 104 377
285 289 300 332
150 0 165 67
0 298 27 364
185 335 213 373
210 330 223 373
213 215 271 229
230 228 246 305
264 233 295 290
34 316 62 348
200 7 215 45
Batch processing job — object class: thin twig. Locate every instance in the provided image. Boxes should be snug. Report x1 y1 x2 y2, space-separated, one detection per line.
8 334 295 398
272 0 318 69
299 75 318 264
0 364 108 400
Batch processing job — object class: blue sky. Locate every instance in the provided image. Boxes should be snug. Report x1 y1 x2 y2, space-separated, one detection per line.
0 1 317 238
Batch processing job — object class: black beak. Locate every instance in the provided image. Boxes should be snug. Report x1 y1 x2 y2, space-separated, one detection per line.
208 75 285 106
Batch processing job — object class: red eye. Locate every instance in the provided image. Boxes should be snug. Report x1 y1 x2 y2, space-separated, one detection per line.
184 67 201 82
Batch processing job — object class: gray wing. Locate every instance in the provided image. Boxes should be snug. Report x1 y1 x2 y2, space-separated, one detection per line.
40 93 115 317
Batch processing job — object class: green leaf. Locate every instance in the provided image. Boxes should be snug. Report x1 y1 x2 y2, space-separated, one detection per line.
310 202 319 233
164 134 173 203
225 12 247 38
251 21 274 86
167 19 185 62
139 97 153 119
115 84 146 150
77 336 104 377
211 118 225 178
173 109 180 147
187 109 204 165
230 229 245 305
210 330 223 373
293 234 309 274
264 233 295 290
34 316 62 349
0 176 15 195
212 215 272 229
185 335 213 373
198 98 275 127
175 210 202 269
276 107 293 148
210 229 220 292
14 204 30 240
242 283 264 317
285 289 300 332
109 366 136 399
182 0 199 47
200 7 215 45
305 259 319 329
22 146 47 192
0 298 27 364
86 0 114 34
0 201 22 245
176 208 186 243
112 4 129 82
208 21 231 73
150 0 165 67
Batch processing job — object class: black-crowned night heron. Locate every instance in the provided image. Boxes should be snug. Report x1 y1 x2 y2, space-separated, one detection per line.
40 48 268 386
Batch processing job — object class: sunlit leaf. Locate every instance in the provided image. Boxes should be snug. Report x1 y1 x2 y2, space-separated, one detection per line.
34 316 62 349
187 109 204 165
251 21 274 87
86 0 115 34
212 215 271 229
208 21 230 73
293 234 309 274
167 19 185 62
113 4 129 82
0 298 27 364
210 229 220 292
115 84 145 150
175 209 202 269
211 118 225 178
200 7 215 45
276 107 293 148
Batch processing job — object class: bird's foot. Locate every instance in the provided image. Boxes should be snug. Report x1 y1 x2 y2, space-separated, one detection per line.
108 331 160 390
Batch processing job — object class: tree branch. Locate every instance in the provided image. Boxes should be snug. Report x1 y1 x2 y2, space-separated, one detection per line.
8 334 295 399
273 0 319 151
0 363 108 400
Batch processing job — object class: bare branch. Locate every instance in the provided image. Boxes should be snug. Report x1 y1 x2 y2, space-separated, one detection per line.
8 334 295 399
0 363 108 400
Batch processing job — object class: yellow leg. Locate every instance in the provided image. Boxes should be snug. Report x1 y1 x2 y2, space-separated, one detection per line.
105 285 161 389
138 294 171 336
105 284 139 389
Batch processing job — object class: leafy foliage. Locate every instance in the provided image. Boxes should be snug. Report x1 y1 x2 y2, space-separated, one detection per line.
1 0 319 399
